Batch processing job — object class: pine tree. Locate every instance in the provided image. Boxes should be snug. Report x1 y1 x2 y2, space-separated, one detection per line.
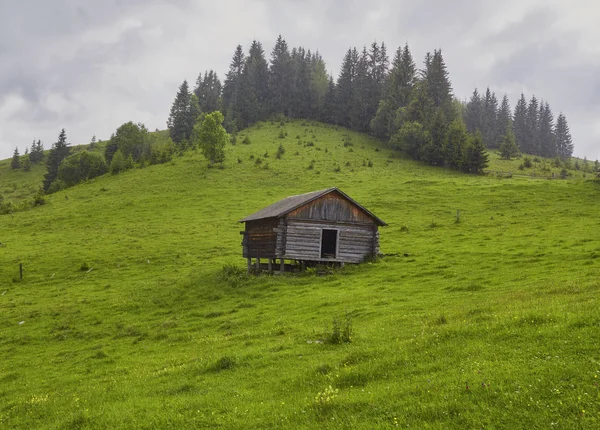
462 131 489 173
222 45 246 131
482 88 498 148
497 94 512 146
11 147 20 169
268 35 293 116
499 124 519 160
538 102 556 158
424 49 453 120
319 75 337 124
289 47 313 119
239 40 270 126
350 47 374 132
422 108 447 165
43 129 71 192
386 43 416 109
22 154 32 172
310 51 330 119
525 95 540 155
555 113 573 159
464 88 483 134
167 80 194 144
194 70 222 113
513 94 528 152
335 48 358 127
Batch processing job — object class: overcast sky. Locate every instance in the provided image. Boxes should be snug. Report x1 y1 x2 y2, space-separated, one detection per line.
1 0 599 161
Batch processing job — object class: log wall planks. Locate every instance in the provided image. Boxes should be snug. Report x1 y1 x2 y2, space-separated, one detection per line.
241 190 384 265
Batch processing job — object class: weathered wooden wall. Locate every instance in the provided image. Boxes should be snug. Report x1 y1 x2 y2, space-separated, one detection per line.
242 218 279 258
287 191 374 224
284 219 376 263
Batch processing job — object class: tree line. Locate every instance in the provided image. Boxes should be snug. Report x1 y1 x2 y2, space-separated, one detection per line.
166 35 575 174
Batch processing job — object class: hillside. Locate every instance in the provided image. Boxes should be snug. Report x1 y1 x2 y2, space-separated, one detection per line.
1 120 600 429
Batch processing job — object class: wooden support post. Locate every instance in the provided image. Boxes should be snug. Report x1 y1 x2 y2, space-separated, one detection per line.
19 263 23 280
280 258 285 272
256 257 260 272
268 259 273 273
247 258 251 273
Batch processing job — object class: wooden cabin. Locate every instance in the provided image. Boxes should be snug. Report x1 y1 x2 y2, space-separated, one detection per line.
240 188 386 272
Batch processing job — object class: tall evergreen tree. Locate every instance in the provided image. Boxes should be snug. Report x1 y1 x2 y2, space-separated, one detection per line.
194 70 222 113
386 43 416 109
268 35 293 116
512 94 528 152
289 47 313 119
350 47 374 132
167 80 194 144
222 45 246 131
525 95 540 155
462 132 489 173
499 123 519 160
310 51 330 119
555 113 573 159
11 147 20 169
335 47 358 127
424 49 453 120
538 102 555 158
319 75 336 124
497 94 512 145
464 88 483 134
482 88 499 148
239 40 270 126
43 129 71 192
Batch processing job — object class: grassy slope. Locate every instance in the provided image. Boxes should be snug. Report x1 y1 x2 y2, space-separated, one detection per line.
1 120 599 429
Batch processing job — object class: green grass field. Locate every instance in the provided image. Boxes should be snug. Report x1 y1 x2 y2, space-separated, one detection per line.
1 120 599 429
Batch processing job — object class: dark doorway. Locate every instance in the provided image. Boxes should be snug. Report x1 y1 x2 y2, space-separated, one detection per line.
321 229 338 258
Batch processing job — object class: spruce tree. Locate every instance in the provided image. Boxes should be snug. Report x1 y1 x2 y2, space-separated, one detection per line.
43 129 71 192
462 131 489 173
482 88 498 148
497 94 512 146
167 80 194 144
350 47 373 132
335 48 358 127
464 88 483 134
386 43 416 109
538 102 556 158
555 113 573 159
309 52 330 118
525 95 540 155
22 154 32 172
195 70 222 113
319 75 336 124
422 108 447 165
239 40 269 125
499 124 519 160
11 147 20 169
268 35 293 116
513 94 528 152
222 45 246 131
289 47 313 119
424 50 453 120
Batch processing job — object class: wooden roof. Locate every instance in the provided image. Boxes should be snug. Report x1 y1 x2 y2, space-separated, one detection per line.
239 187 387 226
